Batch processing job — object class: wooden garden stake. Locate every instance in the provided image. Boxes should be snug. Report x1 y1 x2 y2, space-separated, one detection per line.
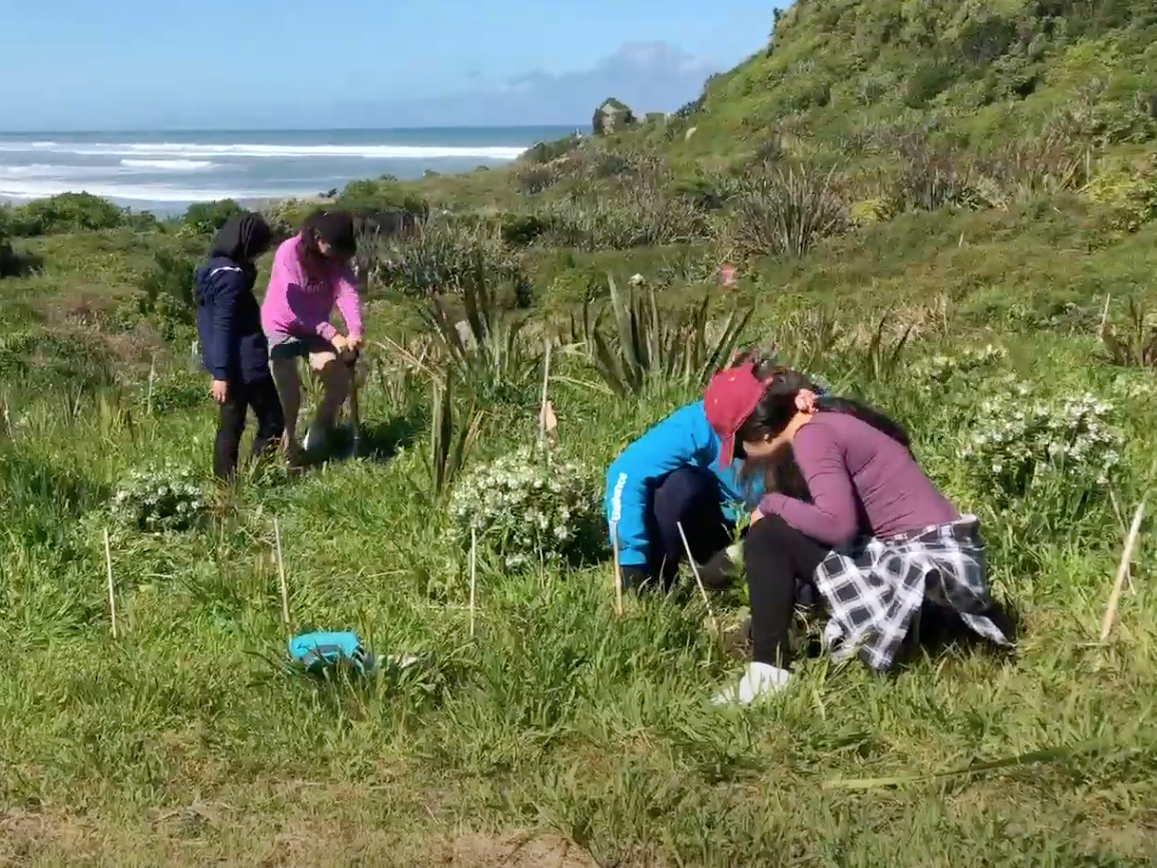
469 527 478 639
274 518 291 630
677 521 720 639
104 528 117 639
611 521 623 616
146 353 156 416
1100 498 1145 642
1108 488 1134 590
539 339 556 447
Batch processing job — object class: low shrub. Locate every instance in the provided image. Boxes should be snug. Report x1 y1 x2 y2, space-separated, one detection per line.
181 199 244 237
11 193 127 236
449 444 603 570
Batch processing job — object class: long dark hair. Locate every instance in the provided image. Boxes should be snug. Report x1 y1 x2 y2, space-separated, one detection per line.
732 355 911 498
297 210 329 282
297 209 356 283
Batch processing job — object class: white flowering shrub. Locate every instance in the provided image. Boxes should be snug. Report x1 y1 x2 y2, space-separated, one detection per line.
449 446 603 570
112 462 207 532
912 344 1007 388
962 384 1122 498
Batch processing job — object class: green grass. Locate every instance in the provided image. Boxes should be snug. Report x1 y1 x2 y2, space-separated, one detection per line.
3 0 1157 858
2 233 1157 863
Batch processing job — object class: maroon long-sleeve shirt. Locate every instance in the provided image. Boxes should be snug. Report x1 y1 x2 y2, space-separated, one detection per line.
758 412 959 548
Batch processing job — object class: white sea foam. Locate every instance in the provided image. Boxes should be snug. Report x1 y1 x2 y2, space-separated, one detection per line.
0 132 536 206
119 158 217 171
0 140 527 160
0 177 292 204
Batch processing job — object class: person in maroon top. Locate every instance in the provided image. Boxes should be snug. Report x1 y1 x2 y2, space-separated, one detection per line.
703 361 1011 704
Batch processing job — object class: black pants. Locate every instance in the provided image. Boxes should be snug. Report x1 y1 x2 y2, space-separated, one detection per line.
643 467 733 590
214 377 285 480
744 514 828 669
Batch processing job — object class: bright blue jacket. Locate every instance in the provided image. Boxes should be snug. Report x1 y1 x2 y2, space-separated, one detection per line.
604 400 763 568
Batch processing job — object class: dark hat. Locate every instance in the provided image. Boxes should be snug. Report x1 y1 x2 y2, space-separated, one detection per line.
314 209 356 257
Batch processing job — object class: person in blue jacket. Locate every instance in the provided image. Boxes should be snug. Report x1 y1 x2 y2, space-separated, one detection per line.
195 212 284 480
604 348 824 592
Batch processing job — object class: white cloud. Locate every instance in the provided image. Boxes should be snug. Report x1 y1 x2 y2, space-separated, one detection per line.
333 41 723 127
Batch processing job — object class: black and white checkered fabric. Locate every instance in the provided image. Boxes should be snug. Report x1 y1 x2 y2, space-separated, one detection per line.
812 515 1011 670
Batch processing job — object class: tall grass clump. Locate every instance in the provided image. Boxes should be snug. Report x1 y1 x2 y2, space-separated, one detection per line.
887 141 982 212
723 164 846 259
419 259 539 405
573 276 752 397
368 218 531 305
542 183 705 250
423 366 482 503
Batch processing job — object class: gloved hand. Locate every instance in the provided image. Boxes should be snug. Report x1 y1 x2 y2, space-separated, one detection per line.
698 541 744 589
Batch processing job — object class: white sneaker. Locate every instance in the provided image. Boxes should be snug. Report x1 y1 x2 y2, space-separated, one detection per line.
713 662 792 705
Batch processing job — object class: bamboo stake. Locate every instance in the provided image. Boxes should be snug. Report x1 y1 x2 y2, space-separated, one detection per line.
611 521 623 616
104 528 117 639
677 521 719 637
539 339 552 443
146 353 156 416
538 339 558 457
274 518 290 629
1100 499 1145 642
469 527 478 639
1108 488 1134 591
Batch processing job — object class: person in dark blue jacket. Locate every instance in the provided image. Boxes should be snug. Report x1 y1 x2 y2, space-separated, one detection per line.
195 212 283 480
604 348 825 592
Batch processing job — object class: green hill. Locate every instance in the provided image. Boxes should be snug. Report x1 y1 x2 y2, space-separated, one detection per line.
669 0 1157 156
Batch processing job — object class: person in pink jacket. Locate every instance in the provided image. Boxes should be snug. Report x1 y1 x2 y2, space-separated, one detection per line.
261 209 363 458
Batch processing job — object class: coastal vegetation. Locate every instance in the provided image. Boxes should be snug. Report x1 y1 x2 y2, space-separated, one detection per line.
2 0 1157 863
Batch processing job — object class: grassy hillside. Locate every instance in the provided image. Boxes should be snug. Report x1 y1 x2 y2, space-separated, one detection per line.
663 0 1157 161
2 1 1157 864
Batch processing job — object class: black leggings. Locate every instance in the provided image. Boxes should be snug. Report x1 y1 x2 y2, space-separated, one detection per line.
646 467 733 589
214 377 285 479
744 514 829 668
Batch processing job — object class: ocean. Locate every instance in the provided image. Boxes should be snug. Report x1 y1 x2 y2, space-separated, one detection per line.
0 127 575 214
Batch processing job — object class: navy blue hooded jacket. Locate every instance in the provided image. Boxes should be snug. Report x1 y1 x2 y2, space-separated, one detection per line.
195 213 273 384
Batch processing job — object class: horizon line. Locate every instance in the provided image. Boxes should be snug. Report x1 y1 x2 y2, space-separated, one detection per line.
0 123 588 136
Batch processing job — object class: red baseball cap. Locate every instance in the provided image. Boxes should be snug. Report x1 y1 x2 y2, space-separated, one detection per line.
704 362 767 467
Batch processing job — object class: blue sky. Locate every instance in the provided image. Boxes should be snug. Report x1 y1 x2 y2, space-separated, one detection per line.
0 0 784 130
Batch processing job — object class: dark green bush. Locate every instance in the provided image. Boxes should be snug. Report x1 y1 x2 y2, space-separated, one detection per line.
515 164 558 194
11 193 127 236
364 218 531 306
904 61 959 108
337 179 429 219
521 134 583 164
722 163 847 259
182 199 244 237
500 212 551 246
0 236 43 279
120 247 199 340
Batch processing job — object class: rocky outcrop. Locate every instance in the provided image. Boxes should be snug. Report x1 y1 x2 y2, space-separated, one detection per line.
592 98 637 136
